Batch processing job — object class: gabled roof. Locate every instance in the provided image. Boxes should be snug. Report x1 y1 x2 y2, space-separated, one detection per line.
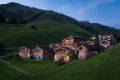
62 47 74 51
69 35 84 40
35 46 54 51
90 36 96 40
19 46 34 50
82 45 105 50
19 47 31 50
55 47 74 52
99 33 113 36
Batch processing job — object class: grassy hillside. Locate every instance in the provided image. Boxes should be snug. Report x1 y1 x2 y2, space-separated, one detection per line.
40 43 120 80
1 43 120 80
0 2 120 80
0 21 91 47
0 23 24 36
80 22 120 40
0 2 120 48
0 61 33 80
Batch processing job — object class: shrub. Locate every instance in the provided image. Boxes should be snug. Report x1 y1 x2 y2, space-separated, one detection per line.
30 25 37 30
0 43 4 55
57 57 65 65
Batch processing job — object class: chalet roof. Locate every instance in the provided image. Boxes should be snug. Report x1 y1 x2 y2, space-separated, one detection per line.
62 47 74 51
19 47 31 50
99 33 113 36
84 45 105 50
69 35 84 40
37 46 54 51
90 36 96 40
55 47 74 52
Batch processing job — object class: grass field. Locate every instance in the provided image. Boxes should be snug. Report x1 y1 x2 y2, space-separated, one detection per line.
40 43 120 80
0 61 33 80
0 21 120 80
1 43 120 80
0 22 92 47
9 57 58 73
0 2 120 80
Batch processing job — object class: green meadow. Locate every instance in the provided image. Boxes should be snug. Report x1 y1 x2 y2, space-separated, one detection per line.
0 22 91 47
0 43 120 80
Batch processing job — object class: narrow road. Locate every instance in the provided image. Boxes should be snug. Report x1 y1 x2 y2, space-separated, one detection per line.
0 59 35 77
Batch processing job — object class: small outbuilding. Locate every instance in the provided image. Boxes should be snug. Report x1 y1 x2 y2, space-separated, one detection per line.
32 46 54 60
19 47 31 58
78 45 105 61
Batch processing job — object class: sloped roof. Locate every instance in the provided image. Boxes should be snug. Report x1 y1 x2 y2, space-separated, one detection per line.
19 47 31 50
84 45 105 50
69 35 84 40
55 47 74 52
62 47 74 51
38 46 54 51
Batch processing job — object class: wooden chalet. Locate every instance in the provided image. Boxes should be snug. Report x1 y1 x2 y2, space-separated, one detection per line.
78 45 105 61
62 35 85 49
19 47 31 58
54 47 74 62
85 36 97 45
98 33 116 48
32 46 54 60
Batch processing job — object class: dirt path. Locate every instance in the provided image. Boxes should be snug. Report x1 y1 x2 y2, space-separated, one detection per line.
0 59 35 77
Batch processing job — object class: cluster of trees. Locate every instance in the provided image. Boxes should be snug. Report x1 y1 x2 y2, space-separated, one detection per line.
0 2 41 24
0 44 3 55
30 25 37 30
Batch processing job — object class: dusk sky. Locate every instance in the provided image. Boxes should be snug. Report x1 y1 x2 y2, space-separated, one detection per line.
0 0 120 28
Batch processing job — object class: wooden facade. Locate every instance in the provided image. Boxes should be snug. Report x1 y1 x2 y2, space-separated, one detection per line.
18 34 113 62
19 47 31 58
54 47 73 62
32 46 54 60
98 34 116 48
78 45 88 61
78 45 105 61
62 35 84 49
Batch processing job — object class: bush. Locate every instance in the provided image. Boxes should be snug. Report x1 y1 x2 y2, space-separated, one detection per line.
7 55 13 59
57 57 65 65
30 56 35 59
71 53 78 60
30 25 37 30
0 44 4 55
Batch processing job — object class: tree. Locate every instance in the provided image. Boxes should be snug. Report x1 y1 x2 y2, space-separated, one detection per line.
30 25 37 30
58 57 65 65
0 44 4 55
0 14 5 23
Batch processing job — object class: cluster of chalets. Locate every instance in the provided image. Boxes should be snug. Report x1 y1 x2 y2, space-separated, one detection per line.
18 33 116 62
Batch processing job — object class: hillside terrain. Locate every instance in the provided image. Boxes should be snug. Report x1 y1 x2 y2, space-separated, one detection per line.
41 43 120 80
0 22 91 47
0 2 119 52
0 42 120 80
0 2 120 48
0 2 120 80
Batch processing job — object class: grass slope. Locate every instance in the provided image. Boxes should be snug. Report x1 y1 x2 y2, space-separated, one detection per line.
0 61 33 80
9 58 58 73
2 43 120 80
0 21 91 47
41 43 120 80
0 23 24 36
